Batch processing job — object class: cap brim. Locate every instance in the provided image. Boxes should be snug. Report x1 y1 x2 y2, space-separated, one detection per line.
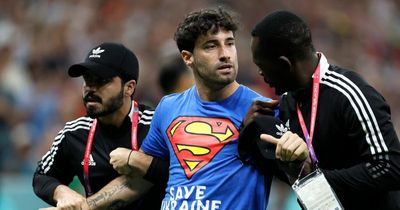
239 115 286 160
68 60 118 78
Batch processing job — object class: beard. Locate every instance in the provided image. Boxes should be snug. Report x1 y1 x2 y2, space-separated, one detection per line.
195 67 236 89
83 88 124 118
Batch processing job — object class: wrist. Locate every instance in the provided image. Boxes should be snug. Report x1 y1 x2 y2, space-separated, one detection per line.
53 184 69 201
130 151 153 177
127 150 133 167
301 156 313 176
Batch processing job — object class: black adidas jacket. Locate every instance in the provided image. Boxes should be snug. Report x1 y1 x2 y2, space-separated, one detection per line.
279 55 400 210
32 103 167 210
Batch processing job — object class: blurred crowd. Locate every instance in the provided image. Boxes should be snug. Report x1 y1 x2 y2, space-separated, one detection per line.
0 0 399 178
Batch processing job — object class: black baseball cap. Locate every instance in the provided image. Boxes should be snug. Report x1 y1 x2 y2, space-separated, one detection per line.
68 42 139 81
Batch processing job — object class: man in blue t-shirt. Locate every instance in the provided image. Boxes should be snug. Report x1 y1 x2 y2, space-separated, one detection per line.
109 7 309 210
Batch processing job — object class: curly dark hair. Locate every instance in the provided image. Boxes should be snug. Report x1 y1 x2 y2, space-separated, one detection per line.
174 7 239 53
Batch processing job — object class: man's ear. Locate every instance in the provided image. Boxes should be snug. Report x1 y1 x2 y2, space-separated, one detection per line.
181 50 193 67
125 79 137 97
278 56 292 71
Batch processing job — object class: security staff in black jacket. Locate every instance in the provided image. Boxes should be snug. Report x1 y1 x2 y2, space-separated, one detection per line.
248 11 400 210
33 42 168 210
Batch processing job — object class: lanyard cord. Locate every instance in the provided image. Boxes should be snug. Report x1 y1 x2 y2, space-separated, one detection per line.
296 60 321 165
83 101 139 196
131 101 139 151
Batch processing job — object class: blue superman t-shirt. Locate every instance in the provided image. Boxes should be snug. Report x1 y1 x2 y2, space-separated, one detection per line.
141 85 271 210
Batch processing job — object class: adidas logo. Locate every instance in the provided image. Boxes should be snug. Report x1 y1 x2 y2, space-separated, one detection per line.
88 47 105 58
275 119 290 136
81 154 97 166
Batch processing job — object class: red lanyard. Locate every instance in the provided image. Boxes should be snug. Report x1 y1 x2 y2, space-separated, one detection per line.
83 101 139 195
296 62 320 164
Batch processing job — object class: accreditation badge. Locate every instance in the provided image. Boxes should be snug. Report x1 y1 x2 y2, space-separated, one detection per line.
292 168 343 210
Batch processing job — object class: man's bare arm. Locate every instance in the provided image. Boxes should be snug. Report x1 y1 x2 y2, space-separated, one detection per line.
87 175 153 210
109 148 153 176
87 149 155 210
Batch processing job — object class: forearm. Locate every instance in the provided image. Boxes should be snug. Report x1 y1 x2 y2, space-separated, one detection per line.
53 184 82 201
109 148 154 177
278 156 313 184
323 153 400 192
87 175 153 210
128 149 153 177
33 172 63 206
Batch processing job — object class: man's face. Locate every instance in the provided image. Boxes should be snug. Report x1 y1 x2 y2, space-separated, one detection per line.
250 37 289 95
189 29 238 89
82 74 124 118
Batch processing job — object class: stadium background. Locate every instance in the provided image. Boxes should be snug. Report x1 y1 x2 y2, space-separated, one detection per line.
0 0 399 209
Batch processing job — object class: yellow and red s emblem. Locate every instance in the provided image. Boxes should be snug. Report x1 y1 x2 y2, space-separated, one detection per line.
167 116 239 179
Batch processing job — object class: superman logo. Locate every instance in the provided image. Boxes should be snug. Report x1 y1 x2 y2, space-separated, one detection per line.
167 116 239 179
